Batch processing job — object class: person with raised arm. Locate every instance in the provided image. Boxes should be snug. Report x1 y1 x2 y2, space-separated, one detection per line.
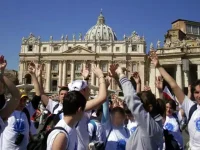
149 50 200 150
0 55 21 149
109 64 165 150
2 62 41 150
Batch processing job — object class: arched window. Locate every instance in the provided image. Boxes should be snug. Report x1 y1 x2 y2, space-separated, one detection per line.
25 74 31 84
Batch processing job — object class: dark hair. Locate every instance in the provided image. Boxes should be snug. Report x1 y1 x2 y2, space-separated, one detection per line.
124 109 132 115
59 87 69 94
137 91 165 117
111 107 125 116
165 99 176 111
96 105 103 117
191 80 200 94
63 91 86 116
156 98 166 117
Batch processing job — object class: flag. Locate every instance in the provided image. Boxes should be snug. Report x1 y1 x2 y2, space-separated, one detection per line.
163 86 175 100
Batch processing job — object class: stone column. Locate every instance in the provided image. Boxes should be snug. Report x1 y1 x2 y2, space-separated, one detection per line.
96 61 100 86
71 61 75 82
184 71 189 87
176 64 183 89
19 61 24 84
83 60 87 69
108 61 112 90
91 61 95 86
45 61 51 92
149 64 156 95
62 61 67 86
155 68 161 98
58 61 63 88
139 61 145 92
197 64 200 79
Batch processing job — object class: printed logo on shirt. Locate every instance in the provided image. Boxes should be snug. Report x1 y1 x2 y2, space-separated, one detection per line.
130 127 137 133
164 123 174 132
14 119 25 133
195 118 200 132
117 139 126 150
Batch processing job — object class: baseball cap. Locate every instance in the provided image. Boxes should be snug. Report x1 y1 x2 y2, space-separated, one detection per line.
68 80 88 92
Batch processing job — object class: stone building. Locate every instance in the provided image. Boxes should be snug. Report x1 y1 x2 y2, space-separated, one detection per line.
18 11 147 93
149 19 200 97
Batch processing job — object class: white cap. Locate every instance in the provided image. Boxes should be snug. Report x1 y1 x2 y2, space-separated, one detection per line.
68 80 88 92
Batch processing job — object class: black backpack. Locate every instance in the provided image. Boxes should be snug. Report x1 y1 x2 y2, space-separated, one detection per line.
27 111 63 150
27 126 69 150
188 103 197 123
163 129 181 150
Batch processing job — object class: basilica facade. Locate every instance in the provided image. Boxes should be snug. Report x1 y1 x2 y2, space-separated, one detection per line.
18 11 147 93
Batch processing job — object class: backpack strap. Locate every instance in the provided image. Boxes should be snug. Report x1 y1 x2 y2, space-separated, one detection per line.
124 127 129 136
188 103 198 123
172 113 181 132
75 121 79 128
104 127 112 148
23 107 31 126
89 120 97 141
52 103 60 114
51 127 70 150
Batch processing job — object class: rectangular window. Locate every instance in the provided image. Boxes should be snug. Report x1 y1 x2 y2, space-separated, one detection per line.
54 47 59 51
43 47 47 51
192 26 199 35
51 61 58 71
75 63 82 71
101 47 107 51
88 47 92 50
67 63 71 70
186 25 192 33
52 80 57 92
28 45 33 51
68 47 71 50
101 63 107 72
116 47 120 52
132 45 137 51
132 64 137 72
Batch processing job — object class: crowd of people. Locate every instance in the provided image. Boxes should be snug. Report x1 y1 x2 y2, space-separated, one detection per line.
0 50 200 150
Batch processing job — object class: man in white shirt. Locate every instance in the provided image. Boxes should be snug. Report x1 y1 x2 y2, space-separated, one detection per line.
149 51 200 150
0 55 21 150
2 62 41 150
41 66 107 150
47 91 87 150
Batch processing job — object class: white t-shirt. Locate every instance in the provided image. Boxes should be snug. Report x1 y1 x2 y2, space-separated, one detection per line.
88 120 104 141
46 99 62 114
182 96 200 150
0 117 6 150
163 115 183 149
2 103 35 150
127 120 138 135
47 119 78 150
76 112 91 150
104 123 130 150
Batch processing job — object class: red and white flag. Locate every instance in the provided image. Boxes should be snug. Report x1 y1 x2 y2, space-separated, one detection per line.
163 86 175 100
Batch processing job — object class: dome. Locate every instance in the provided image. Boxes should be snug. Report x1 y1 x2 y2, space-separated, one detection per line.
85 11 117 41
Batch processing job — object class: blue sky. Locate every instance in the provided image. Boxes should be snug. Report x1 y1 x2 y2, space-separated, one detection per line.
0 0 199 70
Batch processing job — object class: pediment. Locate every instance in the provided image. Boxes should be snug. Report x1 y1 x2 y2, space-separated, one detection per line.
63 45 94 54
22 33 40 45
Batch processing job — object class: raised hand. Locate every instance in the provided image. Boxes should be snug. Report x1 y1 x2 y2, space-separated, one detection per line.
0 55 7 74
149 50 160 67
82 67 90 80
28 62 36 75
155 76 163 90
109 64 119 78
92 65 104 78
105 76 111 89
132 72 141 84
144 85 151 92
36 64 43 77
